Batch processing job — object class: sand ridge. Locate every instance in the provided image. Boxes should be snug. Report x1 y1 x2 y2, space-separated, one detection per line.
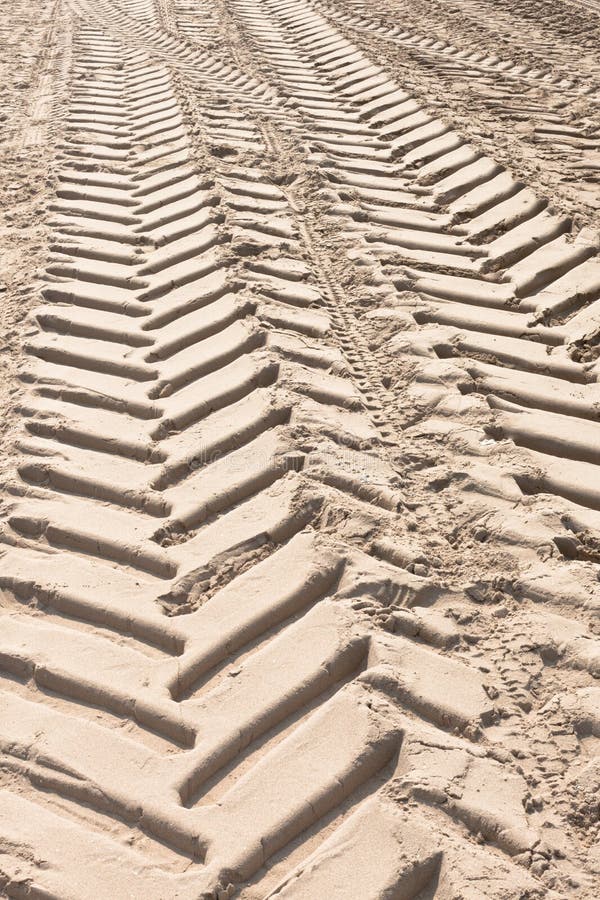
0 0 599 897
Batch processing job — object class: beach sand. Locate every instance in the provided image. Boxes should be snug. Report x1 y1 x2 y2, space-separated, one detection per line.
0 0 599 896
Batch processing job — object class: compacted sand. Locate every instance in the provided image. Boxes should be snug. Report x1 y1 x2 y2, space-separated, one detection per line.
0 0 599 897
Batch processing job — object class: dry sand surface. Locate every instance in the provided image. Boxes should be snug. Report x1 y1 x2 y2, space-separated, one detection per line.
0 0 599 896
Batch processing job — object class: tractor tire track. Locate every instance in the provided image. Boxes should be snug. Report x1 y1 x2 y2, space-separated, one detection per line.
0 1 598 898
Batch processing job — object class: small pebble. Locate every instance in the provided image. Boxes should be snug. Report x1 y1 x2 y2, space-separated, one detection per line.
492 606 508 618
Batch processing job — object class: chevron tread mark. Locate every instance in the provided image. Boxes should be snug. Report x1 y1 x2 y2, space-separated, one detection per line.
310 0 600 216
1 0 599 898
